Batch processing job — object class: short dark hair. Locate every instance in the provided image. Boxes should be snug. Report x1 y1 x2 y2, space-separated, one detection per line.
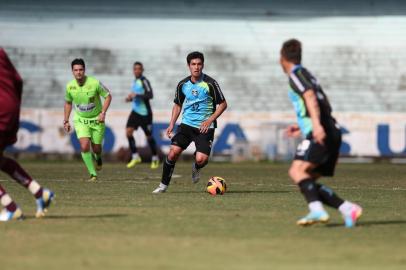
186 51 204 65
133 61 143 68
281 39 302 64
71 58 85 69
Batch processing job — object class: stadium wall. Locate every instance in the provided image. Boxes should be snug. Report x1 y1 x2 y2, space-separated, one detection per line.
2 7 406 160
8 109 406 159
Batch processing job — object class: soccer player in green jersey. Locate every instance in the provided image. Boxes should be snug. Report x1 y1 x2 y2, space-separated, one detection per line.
63 59 112 182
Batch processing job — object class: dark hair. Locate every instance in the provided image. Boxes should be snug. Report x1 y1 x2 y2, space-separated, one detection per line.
71 58 85 69
133 61 143 68
281 39 302 64
186 51 204 65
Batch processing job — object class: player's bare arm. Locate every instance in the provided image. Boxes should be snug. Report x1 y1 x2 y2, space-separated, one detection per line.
98 94 112 123
199 100 227 134
63 101 73 132
303 90 326 144
166 103 182 138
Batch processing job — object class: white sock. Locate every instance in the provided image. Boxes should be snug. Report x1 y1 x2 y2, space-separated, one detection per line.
152 155 159 161
132 153 140 160
28 180 41 196
338 201 353 215
308 201 325 213
0 193 13 207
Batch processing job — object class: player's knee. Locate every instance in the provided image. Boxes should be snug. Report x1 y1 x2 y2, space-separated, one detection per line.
288 166 302 182
196 156 208 166
168 150 180 161
80 142 91 152
81 145 90 152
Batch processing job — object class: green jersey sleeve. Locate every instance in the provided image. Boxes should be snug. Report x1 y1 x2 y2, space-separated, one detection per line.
65 86 73 102
97 82 111 98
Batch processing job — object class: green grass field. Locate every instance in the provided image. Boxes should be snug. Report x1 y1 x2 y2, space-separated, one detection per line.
0 161 405 270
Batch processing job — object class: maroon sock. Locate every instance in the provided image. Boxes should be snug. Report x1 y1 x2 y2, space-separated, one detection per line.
0 157 43 198
0 185 17 212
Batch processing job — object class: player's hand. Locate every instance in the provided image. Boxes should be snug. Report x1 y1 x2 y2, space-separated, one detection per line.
125 93 136 102
312 124 326 145
125 93 134 102
98 112 106 123
166 124 174 139
63 121 71 133
285 124 301 138
199 119 213 134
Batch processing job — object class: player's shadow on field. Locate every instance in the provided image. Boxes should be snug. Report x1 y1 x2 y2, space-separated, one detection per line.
170 190 290 194
326 220 406 228
227 190 290 194
44 213 129 220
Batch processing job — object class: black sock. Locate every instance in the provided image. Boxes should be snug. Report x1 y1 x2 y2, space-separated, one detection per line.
316 183 344 209
161 157 176 186
298 178 320 203
194 161 207 170
147 137 158 156
127 136 137 154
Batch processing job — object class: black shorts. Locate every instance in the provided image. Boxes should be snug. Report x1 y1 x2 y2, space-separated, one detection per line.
0 130 17 151
171 124 215 156
126 111 153 136
294 128 342 177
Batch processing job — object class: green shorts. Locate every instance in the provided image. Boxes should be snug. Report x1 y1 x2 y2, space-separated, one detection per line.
73 115 105 145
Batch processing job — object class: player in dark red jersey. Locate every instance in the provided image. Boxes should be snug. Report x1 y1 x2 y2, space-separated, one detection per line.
0 48 54 221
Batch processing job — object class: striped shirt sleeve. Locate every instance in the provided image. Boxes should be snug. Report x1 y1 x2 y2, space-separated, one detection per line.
174 81 185 105
141 78 153 99
289 69 313 94
211 79 226 104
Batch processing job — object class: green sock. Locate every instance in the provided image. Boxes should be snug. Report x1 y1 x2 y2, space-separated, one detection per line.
81 152 97 176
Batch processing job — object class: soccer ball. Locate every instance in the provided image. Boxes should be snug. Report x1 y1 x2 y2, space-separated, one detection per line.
206 176 227 195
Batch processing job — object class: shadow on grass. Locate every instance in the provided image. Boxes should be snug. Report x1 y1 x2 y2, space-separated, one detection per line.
24 213 129 220
168 190 290 194
227 190 290 194
326 220 406 228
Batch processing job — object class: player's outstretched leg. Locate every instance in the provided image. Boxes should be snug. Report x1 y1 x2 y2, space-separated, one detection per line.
127 134 142 168
0 185 23 221
191 152 208 184
315 182 363 228
147 135 159 169
152 146 182 194
318 184 363 228
0 156 55 218
152 157 175 193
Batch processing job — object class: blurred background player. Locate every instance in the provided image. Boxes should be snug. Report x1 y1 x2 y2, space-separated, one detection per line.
152 51 227 193
64 59 112 182
280 39 362 228
0 48 54 221
125 62 160 169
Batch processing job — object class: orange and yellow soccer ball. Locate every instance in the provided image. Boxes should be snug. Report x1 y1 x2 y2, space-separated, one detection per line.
206 176 227 195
